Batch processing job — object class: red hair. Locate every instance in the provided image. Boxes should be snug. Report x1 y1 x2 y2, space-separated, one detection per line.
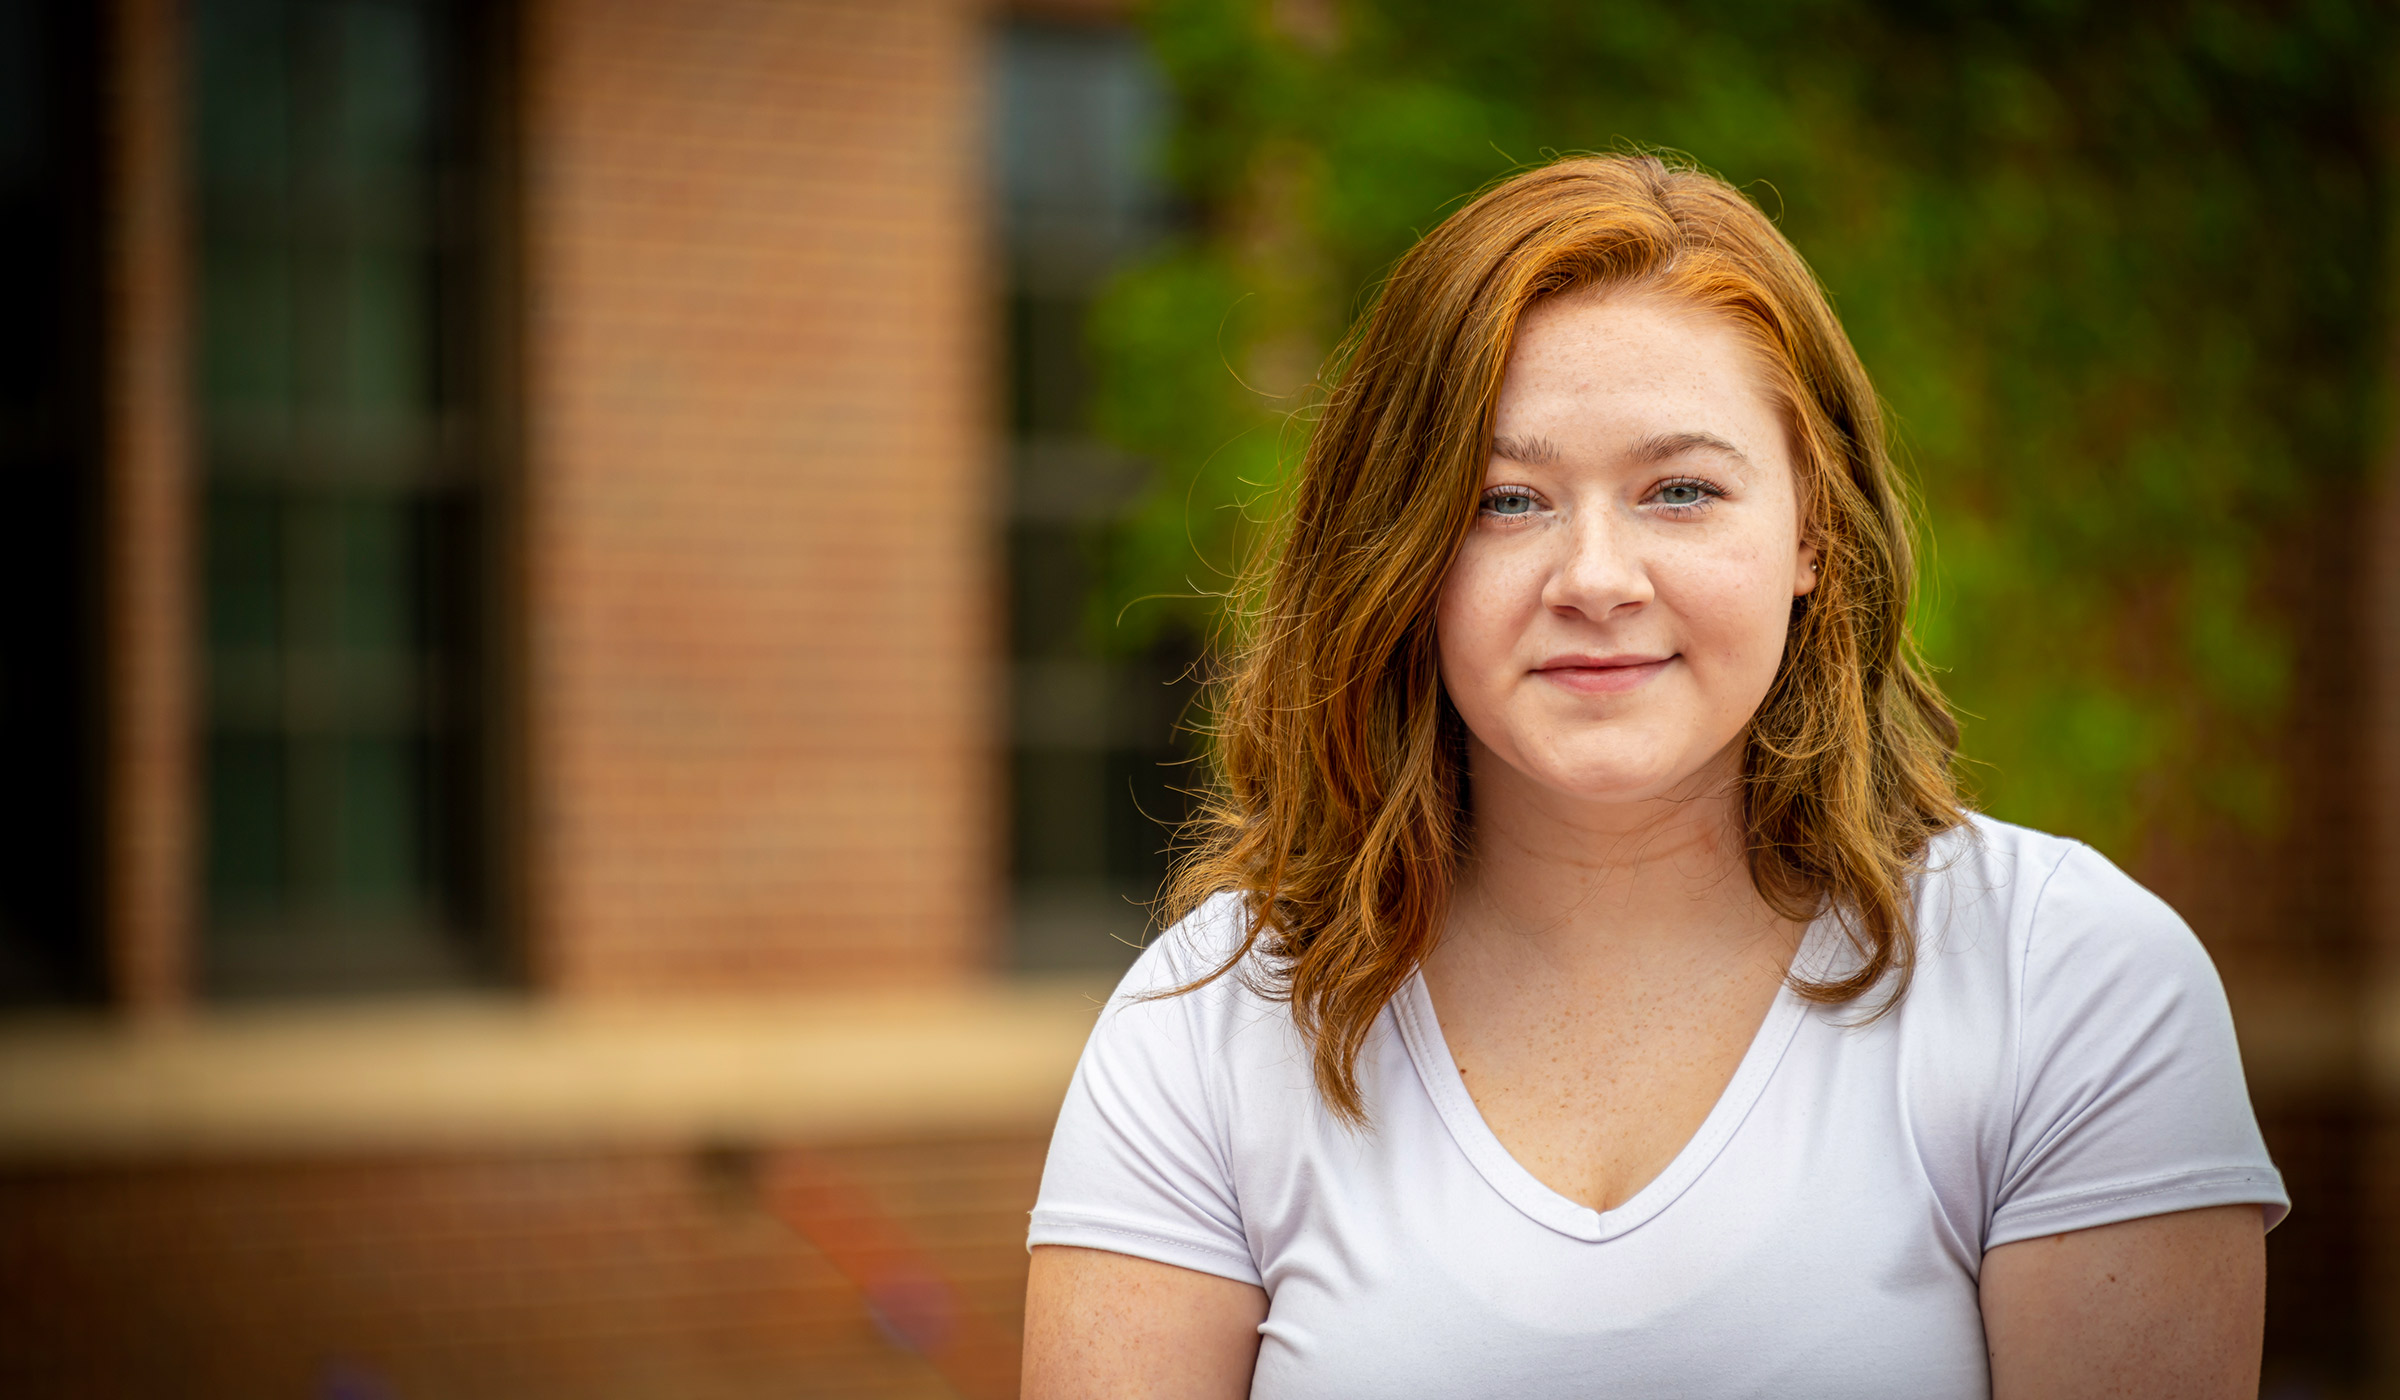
1163 153 1963 1123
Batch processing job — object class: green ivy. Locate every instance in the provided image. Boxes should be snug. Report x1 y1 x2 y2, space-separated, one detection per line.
1086 0 2391 856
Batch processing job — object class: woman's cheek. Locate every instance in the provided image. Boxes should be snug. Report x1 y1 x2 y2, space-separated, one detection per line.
1444 557 1528 656
1436 571 1509 715
1683 550 1792 649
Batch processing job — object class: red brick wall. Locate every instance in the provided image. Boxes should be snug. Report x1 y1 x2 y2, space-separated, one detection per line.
21 9 1038 1394
0 1134 1045 1399
2126 501 2379 1388
520 0 996 994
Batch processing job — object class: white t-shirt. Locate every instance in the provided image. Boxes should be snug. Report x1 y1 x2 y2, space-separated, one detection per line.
1028 816 2288 1398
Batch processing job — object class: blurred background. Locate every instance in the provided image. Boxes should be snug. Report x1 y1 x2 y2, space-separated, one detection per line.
0 0 2391 1395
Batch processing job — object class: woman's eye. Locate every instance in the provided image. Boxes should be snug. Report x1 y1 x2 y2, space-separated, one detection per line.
1484 491 1538 516
1652 480 1716 509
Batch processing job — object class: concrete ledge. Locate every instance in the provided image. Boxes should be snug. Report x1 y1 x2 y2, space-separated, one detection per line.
0 978 1114 1162
0 967 2363 1165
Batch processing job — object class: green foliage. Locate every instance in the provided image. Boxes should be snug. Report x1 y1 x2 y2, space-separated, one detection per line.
1089 0 2391 853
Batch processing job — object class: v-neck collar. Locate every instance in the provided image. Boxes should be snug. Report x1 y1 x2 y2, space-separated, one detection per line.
1390 950 1811 1244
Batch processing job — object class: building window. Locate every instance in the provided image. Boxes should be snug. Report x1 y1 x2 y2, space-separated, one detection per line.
196 0 496 995
0 0 103 1005
992 21 1187 973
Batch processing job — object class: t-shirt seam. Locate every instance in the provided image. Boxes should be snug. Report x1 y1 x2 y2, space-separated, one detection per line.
1393 979 1549 1229
1397 965 1810 1244
1171 902 1243 1221
1027 1208 1260 1270
2006 839 2084 1189
1991 1165 2287 1228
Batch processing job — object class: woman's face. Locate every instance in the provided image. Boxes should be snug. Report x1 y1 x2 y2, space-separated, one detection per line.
1436 288 1817 809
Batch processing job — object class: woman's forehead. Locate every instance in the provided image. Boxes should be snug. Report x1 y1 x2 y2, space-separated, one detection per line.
1507 291 1766 390
1495 311 1788 470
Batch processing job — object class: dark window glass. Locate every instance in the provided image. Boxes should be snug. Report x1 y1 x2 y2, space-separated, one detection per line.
196 0 494 996
992 22 1190 973
0 0 102 1005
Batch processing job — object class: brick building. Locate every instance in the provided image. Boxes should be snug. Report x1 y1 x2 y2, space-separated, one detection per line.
0 0 1156 1394
0 1 2391 1396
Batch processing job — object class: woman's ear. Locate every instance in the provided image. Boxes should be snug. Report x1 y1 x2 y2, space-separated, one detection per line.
1793 539 1821 598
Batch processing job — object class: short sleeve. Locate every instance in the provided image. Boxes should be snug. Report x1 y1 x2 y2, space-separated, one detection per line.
1027 907 1263 1285
1986 842 2289 1249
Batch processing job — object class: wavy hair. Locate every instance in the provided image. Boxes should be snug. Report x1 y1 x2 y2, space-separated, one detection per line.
1162 153 1964 1124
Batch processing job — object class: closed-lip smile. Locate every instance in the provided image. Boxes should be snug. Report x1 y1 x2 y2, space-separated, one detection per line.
1532 652 1675 695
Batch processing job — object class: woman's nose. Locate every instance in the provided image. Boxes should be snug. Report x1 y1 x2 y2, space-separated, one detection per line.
1541 510 1651 620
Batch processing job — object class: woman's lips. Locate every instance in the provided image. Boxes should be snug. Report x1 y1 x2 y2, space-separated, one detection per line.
1532 655 1675 694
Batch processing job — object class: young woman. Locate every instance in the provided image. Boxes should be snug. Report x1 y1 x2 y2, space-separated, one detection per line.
1021 155 2286 1398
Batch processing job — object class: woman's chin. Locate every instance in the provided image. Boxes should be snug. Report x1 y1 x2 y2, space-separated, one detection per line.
1522 762 1718 809
1470 730 1740 809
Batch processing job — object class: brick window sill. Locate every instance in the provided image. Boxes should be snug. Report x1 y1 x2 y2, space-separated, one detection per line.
0 978 1112 1162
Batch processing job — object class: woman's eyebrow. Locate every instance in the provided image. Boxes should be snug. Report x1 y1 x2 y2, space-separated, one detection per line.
1490 433 1561 465
1628 430 1750 467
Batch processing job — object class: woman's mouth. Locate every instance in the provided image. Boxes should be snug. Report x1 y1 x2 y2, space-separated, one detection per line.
1532 653 1675 695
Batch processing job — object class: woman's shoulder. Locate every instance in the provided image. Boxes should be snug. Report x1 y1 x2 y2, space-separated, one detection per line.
1914 822 2283 1241
1096 891 1298 1047
1113 892 1266 998
1911 813 2220 1007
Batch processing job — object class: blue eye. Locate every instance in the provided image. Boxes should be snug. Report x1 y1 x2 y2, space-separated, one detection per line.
1484 490 1537 516
1657 483 1705 507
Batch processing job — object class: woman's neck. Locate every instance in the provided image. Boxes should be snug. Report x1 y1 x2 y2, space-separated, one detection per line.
1445 738 1794 977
